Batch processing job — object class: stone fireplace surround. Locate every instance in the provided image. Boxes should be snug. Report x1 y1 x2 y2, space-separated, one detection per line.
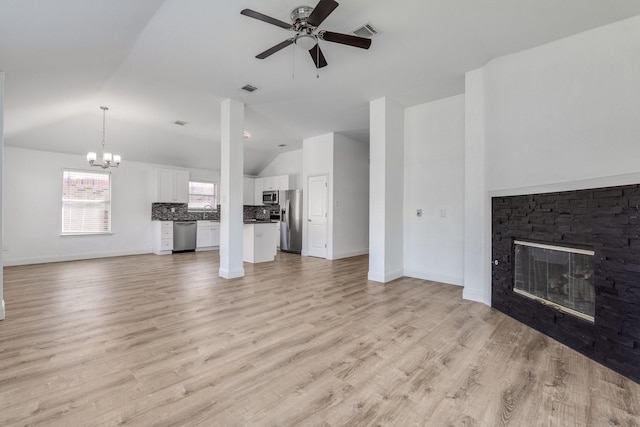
491 184 640 384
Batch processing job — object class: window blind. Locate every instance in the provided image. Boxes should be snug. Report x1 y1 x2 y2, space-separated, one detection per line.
62 170 111 233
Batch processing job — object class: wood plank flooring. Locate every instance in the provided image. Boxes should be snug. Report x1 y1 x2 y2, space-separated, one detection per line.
1 251 639 426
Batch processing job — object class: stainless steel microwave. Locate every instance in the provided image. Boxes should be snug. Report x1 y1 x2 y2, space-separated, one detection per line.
262 190 278 205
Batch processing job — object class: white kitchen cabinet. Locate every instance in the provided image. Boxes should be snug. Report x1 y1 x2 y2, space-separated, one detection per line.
277 175 292 191
243 223 277 263
196 221 220 250
243 178 255 205
153 221 173 255
253 178 264 205
157 168 189 203
276 221 281 248
262 176 276 191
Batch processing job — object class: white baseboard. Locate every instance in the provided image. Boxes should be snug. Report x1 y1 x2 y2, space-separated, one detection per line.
219 268 245 279
403 269 463 287
3 248 153 266
368 268 403 283
0 299 5 320
328 249 369 260
462 287 491 306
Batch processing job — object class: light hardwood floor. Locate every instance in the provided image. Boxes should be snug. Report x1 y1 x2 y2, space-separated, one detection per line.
1 251 638 426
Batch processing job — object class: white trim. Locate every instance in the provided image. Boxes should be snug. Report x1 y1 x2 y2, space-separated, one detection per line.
328 249 369 260
462 288 490 306
368 269 403 283
489 172 640 198
0 300 5 320
219 267 245 279
513 288 595 323
403 269 463 287
3 248 151 266
514 240 595 256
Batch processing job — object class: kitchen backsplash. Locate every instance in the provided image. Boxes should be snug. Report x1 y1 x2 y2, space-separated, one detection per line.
151 203 274 221
151 203 220 221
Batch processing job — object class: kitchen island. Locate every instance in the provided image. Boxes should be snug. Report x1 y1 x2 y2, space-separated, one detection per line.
243 221 278 263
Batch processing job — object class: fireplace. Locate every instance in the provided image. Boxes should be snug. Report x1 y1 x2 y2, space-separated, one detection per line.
513 240 595 322
491 184 640 384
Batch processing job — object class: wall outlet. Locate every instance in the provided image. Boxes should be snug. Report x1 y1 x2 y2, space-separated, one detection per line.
416 209 422 217
171 207 176 213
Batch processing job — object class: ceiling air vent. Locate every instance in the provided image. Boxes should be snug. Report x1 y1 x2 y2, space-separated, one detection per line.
174 120 188 126
241 84 259 93
352 23 378 38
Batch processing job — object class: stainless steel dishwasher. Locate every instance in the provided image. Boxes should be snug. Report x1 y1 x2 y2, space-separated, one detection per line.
173 221 197 252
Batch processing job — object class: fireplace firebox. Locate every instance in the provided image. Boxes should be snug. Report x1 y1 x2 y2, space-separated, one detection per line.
513 240 594 322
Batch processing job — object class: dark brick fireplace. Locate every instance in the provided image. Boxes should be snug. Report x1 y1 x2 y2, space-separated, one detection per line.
491 184 640 384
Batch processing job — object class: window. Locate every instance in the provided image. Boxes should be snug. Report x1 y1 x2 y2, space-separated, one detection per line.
62 170 111 234
188 181 216 210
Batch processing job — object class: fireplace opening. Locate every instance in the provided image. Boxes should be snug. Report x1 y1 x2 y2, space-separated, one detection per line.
513 240 595 322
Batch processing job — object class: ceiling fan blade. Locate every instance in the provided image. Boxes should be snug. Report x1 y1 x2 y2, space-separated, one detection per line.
256 39 294 59
308 44 328 68
307 0 339 27
241 9 293 30
319 31 371 49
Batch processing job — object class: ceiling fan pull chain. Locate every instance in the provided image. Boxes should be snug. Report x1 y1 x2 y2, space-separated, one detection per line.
316 43 320 79
292 41 296 80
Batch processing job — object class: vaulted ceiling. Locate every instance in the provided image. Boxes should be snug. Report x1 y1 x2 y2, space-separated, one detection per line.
2 0 639 175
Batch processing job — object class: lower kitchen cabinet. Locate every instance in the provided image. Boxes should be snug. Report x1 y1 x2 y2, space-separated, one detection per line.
196 221 220 250
243 223 277 263
153 221 173 255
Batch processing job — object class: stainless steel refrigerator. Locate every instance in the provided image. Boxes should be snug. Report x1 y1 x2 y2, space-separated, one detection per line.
280 189 302 254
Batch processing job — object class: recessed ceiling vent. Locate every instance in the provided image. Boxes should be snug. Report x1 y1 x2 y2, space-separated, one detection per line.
241 84 259 93
352 23 378 38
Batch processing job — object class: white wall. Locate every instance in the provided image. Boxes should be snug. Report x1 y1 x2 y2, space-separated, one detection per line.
404 95 465 286
465 15 640 304
485 15 640 192
0 72 4 320
332 134 369 259
3 146 219 266
301 133 333 256
258 149 303 189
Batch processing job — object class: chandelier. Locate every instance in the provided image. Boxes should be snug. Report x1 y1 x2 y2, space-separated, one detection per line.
87 106 121 169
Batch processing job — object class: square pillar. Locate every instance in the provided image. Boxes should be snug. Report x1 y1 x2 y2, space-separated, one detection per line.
219 99 245 279
368 97 404 282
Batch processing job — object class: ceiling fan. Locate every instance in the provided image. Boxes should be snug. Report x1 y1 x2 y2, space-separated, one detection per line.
241 0 372 69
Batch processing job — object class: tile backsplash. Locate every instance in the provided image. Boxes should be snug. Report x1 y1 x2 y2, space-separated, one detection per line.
151 203 220 221
151 203 275 221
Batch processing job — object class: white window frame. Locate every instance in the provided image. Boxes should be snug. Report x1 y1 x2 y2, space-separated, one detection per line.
188 181 217 211
61 169 112 235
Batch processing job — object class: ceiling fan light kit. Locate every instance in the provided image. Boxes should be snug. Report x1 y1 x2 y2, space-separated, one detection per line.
241 0 371 70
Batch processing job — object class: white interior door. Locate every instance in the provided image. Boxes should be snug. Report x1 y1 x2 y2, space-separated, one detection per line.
308 175 327 258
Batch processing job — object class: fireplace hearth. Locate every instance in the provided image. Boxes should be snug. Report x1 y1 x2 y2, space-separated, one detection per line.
492 184 640 384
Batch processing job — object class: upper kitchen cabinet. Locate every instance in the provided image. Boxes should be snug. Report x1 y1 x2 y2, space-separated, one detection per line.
253 178 264 205
262 176 276 191
157 168 189 203
278 175 293 191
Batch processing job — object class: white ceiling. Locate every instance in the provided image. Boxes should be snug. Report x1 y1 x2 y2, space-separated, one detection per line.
2 0 640 175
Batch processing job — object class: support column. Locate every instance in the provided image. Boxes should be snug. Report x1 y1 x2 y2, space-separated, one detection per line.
1 72 5 319
218 99 245 279
463 68 491 305
368 97 404 282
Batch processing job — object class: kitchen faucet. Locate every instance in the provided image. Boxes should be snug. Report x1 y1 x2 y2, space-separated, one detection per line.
203 204 214 220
